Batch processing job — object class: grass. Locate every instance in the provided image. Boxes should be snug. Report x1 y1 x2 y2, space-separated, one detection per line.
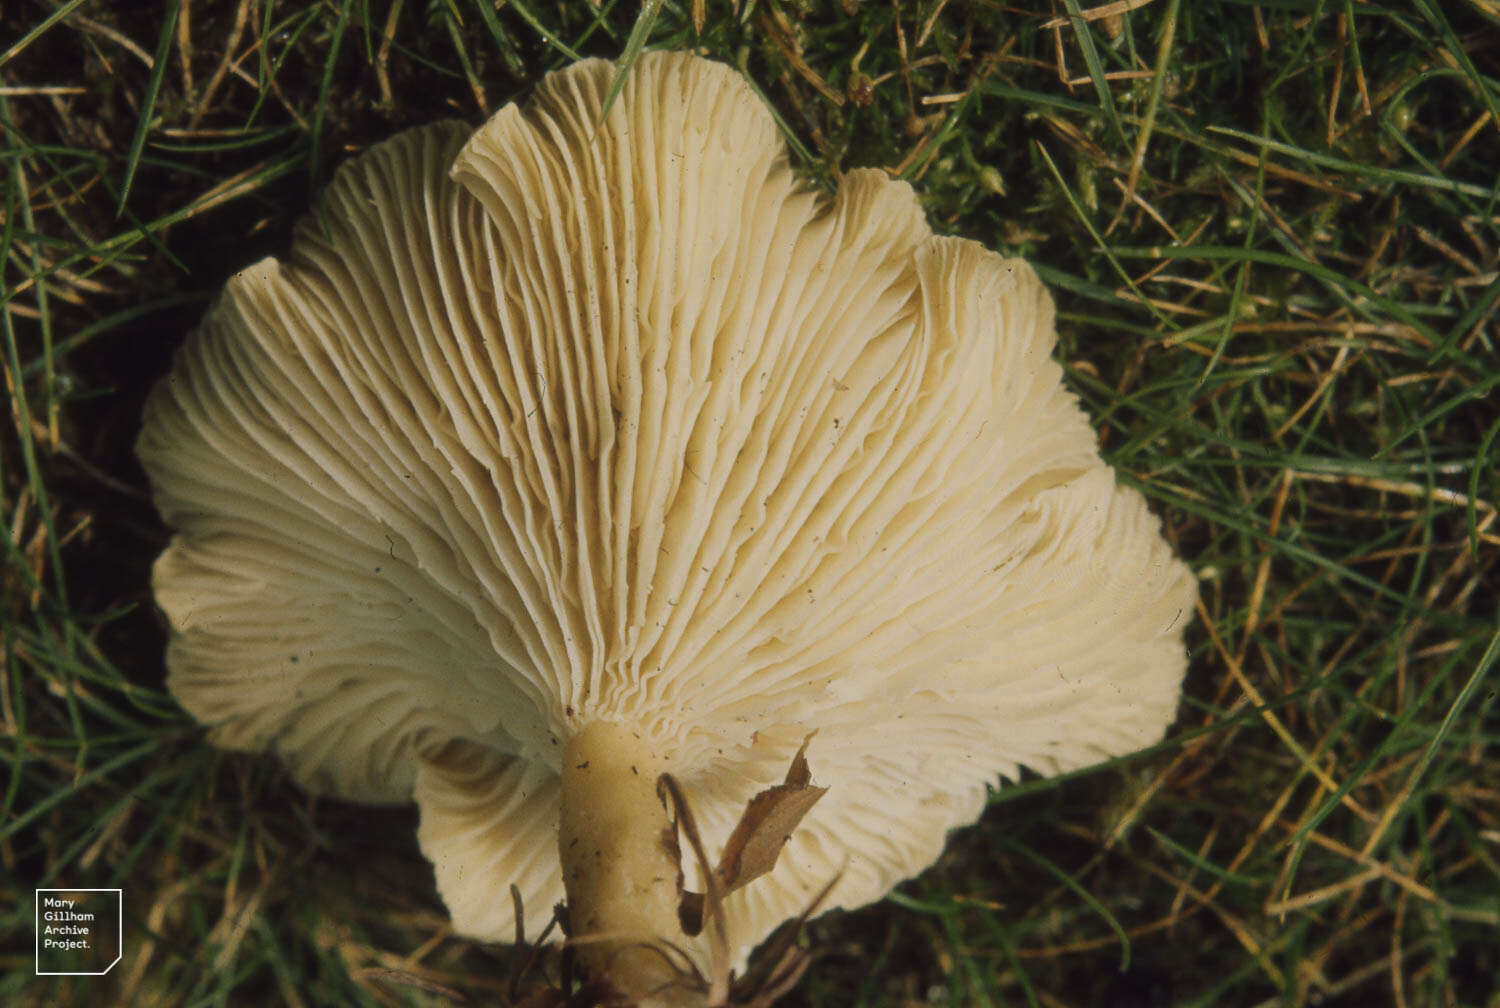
2 0 1498 1005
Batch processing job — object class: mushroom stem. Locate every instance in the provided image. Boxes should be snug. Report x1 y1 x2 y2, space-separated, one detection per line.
560 721 695 1006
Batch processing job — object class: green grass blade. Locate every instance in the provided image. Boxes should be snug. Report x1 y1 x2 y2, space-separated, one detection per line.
116 0 182 215
600 0 665 122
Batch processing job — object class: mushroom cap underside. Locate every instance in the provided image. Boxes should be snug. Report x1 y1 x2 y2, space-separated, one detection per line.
139 51 1197 966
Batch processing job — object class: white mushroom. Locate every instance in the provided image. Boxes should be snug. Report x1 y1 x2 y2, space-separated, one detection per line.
139 51 1196 1006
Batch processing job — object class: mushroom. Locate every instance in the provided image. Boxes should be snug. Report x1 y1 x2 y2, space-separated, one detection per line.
139 51 1196 1006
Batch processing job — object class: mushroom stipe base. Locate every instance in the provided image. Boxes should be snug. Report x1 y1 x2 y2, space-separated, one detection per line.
560 723 694 1005
557 724 827 1006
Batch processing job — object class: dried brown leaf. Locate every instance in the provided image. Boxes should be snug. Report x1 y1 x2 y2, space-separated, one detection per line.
714 737 826 895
